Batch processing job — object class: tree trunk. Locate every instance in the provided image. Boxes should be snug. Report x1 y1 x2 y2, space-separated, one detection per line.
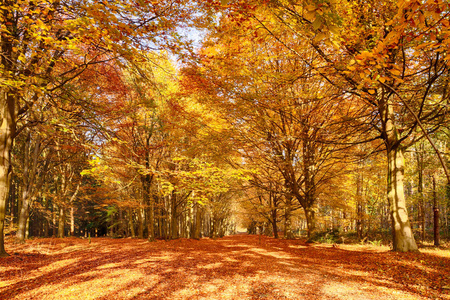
356 172 364 240
181 211 187 238
52 204 56 237
419 178 425 243
284 197 294 239
433 176 440 246
170 192 178 239
189 204 195 238
58 206 65 238
387 146 418 251
138 207 144 238
141 172 154 241
15 194 30 243
271 219 278 238
118 208 124 237
156 196 162 239
284 209 293 239
0 2 17 258
416 143 425 242
70 207 75 236
68 182 80 237
211 216 216 239
271 207 278 239
8 177 15 233
304 207 315 240
193 202 202 239
382 98 418 252
128 208 135 238
43 217 49 237
25 216 29 239
147 199 155 241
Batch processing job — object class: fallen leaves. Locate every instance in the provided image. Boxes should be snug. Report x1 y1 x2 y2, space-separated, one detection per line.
0 235 449 299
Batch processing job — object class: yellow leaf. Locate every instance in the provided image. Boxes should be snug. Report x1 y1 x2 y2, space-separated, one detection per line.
314 32 327 42
18 54 26 63
331 39 340 49
312 18 322 30
305 10 316 19
368 89 376 94
329 25 340 35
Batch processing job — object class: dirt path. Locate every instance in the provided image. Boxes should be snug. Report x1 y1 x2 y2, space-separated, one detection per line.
0 235 449 299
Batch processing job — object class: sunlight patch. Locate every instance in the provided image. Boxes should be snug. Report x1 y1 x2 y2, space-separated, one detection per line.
197 262 223 269
278 261 294 266
321 281 424 300
22 271 158 300
223 257 239 262
288 244 307 249
249 247 294 259
96 262 123 269
223 244 252 248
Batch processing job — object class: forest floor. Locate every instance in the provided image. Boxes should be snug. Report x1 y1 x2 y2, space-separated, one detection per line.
0 234 449 300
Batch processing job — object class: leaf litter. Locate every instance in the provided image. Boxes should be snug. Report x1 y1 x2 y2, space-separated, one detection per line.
0 235 449 299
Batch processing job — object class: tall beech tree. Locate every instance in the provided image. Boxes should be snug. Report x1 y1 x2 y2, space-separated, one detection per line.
237 0 450 251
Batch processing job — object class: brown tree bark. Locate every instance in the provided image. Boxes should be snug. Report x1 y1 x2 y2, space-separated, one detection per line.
52 204 56 237
0 92 14 256
416 145 425 242
304 207 315 240
138 206 144 239
170 192 178 239
146 192 155 242
58 205 65 238
70 207 75 236
128 208 136 238
271 195 279 239
384 100 418 251
284 202 294 239
193 202 202 239
433 176 440 247
0 1 16 256
356 171 364 240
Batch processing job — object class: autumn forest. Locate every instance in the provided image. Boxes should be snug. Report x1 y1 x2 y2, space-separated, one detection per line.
1 0 450 298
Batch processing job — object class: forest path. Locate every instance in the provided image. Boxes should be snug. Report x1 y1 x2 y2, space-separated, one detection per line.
0 235 449 299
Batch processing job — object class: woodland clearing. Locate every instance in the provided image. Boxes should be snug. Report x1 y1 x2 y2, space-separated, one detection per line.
1 235 449 300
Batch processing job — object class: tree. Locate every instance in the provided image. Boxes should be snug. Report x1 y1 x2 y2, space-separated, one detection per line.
0 0 191 256
241 0 450 251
